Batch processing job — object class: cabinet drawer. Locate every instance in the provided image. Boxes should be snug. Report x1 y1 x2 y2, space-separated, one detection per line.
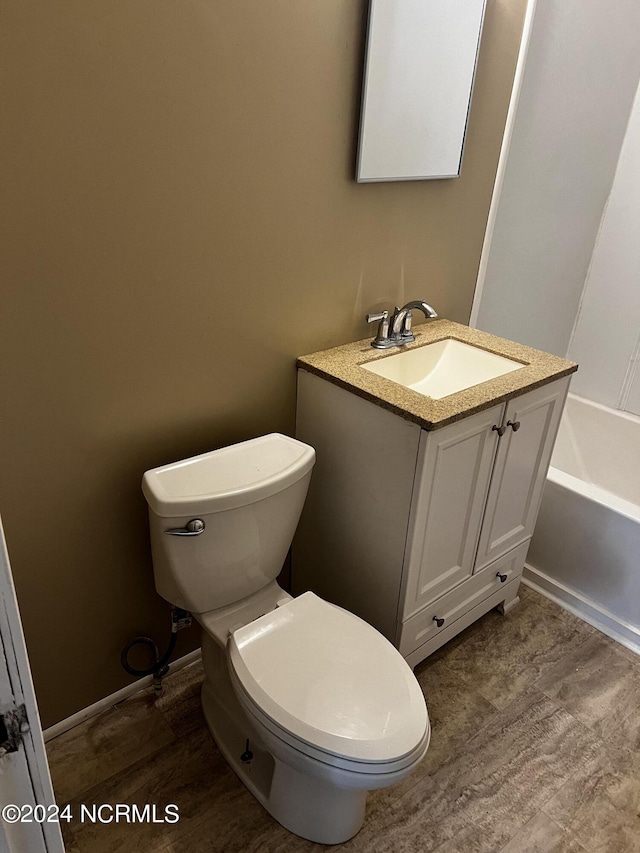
398 541 529 657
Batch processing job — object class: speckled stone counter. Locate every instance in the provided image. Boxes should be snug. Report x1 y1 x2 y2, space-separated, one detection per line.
297 319 577 431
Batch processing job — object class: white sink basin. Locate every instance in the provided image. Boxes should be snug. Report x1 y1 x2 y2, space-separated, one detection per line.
361 339 525 399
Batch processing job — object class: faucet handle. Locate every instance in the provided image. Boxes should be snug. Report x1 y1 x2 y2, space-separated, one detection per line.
366 310 392 349
366 310 388 324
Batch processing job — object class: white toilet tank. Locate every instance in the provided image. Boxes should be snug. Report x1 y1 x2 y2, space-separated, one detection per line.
142 434 315 614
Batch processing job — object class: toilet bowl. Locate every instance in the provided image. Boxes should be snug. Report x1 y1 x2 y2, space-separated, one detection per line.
142 433 429 844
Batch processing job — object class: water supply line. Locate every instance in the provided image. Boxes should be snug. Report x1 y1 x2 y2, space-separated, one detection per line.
120 607 192 691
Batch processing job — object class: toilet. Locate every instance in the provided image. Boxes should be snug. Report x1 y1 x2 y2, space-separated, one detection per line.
142 433 430 844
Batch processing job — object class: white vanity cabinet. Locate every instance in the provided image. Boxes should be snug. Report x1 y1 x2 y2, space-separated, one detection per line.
292 369 570 668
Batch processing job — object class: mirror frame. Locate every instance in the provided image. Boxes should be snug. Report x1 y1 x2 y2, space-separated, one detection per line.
356 0 487 183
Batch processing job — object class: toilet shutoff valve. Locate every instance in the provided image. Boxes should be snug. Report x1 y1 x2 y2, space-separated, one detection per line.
171 607 192 632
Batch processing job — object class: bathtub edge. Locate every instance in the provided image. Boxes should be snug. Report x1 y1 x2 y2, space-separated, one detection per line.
522 564 640 657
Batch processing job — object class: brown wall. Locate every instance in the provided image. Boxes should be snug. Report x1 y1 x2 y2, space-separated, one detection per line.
0 0 526 727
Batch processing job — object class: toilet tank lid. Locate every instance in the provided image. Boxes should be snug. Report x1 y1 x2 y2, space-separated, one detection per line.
142 433 315 517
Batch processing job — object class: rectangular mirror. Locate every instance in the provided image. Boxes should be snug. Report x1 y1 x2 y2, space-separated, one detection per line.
356 0 487 182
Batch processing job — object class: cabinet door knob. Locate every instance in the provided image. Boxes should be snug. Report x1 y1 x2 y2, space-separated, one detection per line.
433 616 445 628
496 572 508 583
507 420 521 432
492 424 506 437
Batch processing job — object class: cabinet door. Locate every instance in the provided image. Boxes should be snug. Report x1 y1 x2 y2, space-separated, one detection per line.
475 377 570 571
400 403 504 620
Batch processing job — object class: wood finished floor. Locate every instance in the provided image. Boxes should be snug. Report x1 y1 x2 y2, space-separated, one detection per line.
46 587 640 852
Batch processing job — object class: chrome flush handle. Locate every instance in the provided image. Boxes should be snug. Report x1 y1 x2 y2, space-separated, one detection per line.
164 519 206 536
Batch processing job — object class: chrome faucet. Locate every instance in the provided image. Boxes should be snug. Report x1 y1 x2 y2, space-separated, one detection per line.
366 300 438 349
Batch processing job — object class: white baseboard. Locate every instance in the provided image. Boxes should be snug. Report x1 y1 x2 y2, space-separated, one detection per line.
523 564 640 656
46 572 640 744
43 648 202 743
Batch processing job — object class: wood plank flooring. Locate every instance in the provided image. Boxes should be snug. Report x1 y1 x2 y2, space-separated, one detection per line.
46 587 640 852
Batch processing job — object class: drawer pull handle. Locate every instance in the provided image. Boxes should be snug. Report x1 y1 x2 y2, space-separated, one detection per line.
433 616 445 628
507 420 521 432
492 424 506 437
496 572 508 583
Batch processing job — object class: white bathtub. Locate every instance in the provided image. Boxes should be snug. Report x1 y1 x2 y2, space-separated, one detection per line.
526 393 640 654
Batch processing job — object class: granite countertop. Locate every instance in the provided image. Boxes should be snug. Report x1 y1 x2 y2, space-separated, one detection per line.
297 319 578 431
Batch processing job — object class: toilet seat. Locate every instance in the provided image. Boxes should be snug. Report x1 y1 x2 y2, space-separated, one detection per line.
228 592 428 767
229 669 430 779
